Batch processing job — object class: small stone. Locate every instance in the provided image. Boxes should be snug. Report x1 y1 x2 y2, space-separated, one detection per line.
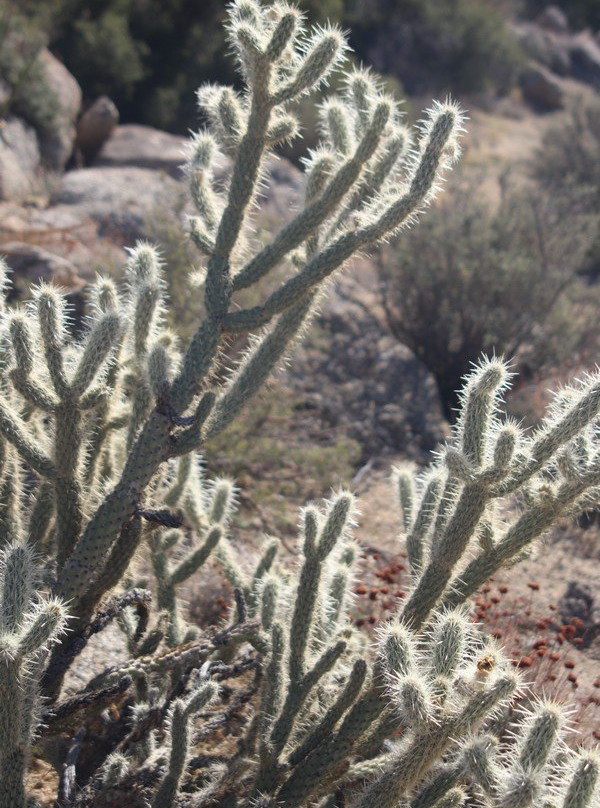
520 63 565 110
537 6 569 34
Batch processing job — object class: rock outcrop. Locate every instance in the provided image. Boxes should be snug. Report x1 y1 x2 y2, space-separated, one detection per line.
0 118 41 201
51 166 183 240
520 63 565 109
536 5 569 34
0 201 124 316
289 289 447 460
514 10 600 97
570 33 600 89
36 49 82 171
2 241 82 290
95 124 188 177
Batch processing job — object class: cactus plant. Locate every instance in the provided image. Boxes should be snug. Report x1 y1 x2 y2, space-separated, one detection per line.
0 1 598 806
0 541 68 808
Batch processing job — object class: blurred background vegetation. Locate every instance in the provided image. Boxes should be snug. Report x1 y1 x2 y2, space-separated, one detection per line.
2 0 596 133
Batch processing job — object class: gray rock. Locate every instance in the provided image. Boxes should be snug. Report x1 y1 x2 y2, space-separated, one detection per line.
569 32 600 89
36 49 82 171
0 117 41 201
513 24 572 75
514 19 600 91
76 96 120 164
0 201 95 244
95 124 188 177
51 166 183 241
559 581 600 647
15 204 90 233
289 295 447 460
537 6 569 33
2 241 86 320
2 242 84 290
95 125 303 207
520 63 565 110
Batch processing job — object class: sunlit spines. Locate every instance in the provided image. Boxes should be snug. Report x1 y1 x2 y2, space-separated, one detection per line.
456 357 510 469
275 24 349 103
561 749 600 808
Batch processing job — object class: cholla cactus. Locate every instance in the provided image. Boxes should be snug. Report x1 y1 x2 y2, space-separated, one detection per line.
213 402 600 807
150 675 219 808
401 359 600 627
0 1 599 807
148 462 231 647
0 541 68 808
0 0 467 684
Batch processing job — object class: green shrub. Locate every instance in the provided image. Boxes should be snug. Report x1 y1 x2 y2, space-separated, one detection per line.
345 0 523 97
378 176 596 417
0 1 60 136
68 8 147 101
6 0 521 132
530 100 600 279
16 0 347 132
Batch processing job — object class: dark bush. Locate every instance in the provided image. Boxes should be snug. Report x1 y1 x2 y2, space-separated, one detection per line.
530 100 600 278
0 2 59 135
2 0 522 132
345 0 523 97
378 177 596 418
25 0 346 131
